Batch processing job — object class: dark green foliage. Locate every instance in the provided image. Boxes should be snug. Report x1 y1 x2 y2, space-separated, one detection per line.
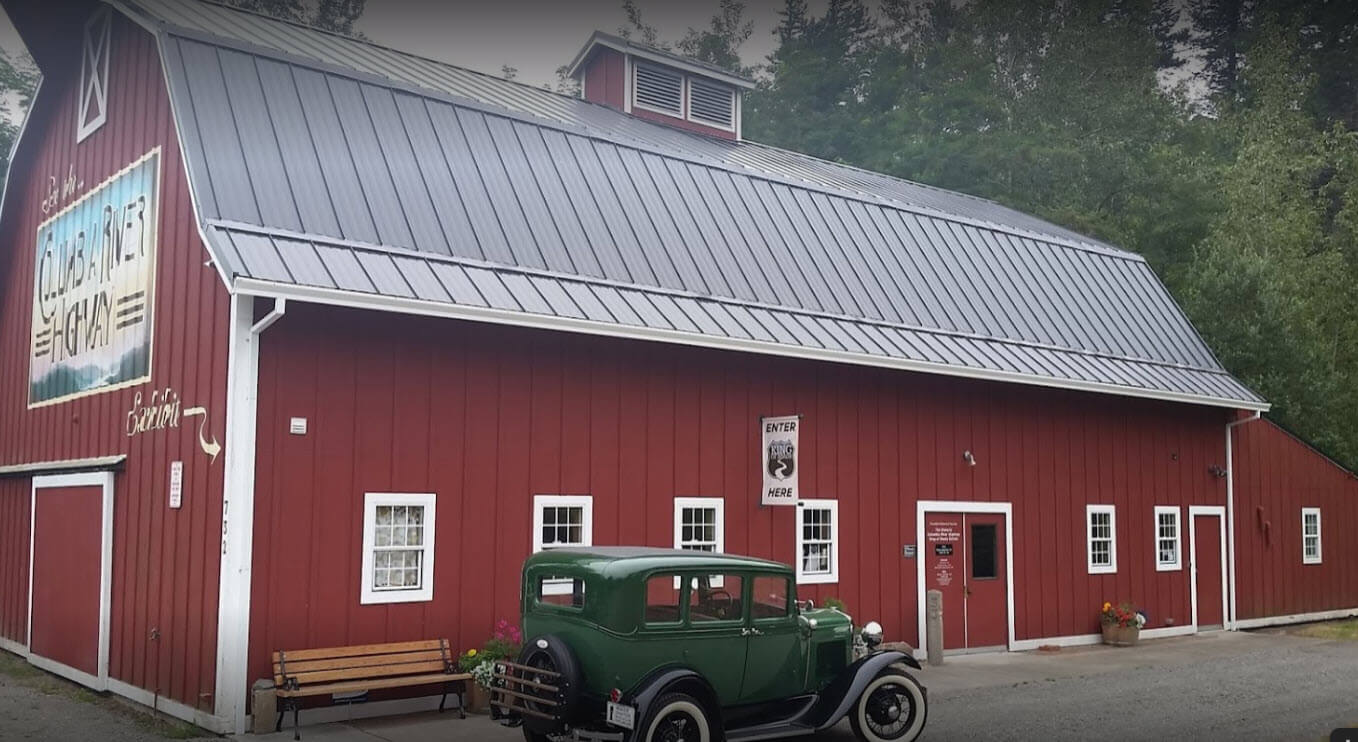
671 0 1358 466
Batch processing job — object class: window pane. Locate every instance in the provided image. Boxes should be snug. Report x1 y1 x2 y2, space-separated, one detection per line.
688 575 741 622
971 524 997 579
538 575 587 608
645 575 681 624
752 576 790 619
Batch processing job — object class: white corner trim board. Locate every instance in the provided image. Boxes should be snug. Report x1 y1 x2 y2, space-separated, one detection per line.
1233 607 1358 631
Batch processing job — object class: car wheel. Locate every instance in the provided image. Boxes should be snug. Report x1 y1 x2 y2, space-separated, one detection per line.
848 665 927 742
516 634 583 737
641 692 712 742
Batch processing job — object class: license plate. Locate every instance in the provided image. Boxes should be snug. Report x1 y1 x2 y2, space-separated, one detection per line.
606 701 636 730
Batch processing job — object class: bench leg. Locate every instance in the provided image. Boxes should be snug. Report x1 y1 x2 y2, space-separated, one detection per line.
439 683 447 713
458 680 466 719
275 708 284 733
292 698 301 741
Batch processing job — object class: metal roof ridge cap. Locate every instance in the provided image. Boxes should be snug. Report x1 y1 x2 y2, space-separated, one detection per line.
207 219 1234 377
160 28 1147 266
230 275 1271 412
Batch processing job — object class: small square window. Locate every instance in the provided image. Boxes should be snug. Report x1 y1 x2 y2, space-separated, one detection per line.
1086 504 1116 574
360 493 436 604
1302 508 1322 565
533 495 594 595
1154 506 1181 571
796 499 838 584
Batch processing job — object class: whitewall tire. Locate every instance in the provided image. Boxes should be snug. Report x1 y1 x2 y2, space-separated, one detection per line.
643 693 712 742
848 665 927 742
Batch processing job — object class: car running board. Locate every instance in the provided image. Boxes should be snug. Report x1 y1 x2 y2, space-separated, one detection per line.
725 722 817 741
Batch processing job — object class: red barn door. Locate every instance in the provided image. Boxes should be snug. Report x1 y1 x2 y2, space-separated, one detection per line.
27 473 113 689
1190 507 1227 631
922 506 1010 654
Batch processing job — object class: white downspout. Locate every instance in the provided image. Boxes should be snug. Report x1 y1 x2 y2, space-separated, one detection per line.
1226 410 1262 630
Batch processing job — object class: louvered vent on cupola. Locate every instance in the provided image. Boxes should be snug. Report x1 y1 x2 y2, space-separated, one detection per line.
567 31 756 141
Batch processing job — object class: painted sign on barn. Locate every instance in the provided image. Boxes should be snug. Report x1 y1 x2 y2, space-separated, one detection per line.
761 414 800 505
29 149 159 407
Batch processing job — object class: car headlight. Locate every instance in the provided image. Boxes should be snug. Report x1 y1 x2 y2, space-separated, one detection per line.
861 621 884 647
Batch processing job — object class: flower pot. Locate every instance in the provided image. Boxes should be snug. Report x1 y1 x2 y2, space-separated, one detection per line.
464 681 490 714
1101 623 1140 647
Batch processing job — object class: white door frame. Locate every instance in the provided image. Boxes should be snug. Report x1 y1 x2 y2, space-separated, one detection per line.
27 471 115 690
915 500 1015 656
1188 505 1228 631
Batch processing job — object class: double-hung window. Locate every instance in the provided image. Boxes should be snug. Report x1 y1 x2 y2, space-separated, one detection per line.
360 493 436 604
1086 504 1116 574
533 495 594 595
1154 506 1181 571
796 499 839 584
1301 507 1322 564
673 497 723 553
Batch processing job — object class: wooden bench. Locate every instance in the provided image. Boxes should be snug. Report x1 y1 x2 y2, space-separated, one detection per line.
272 639 472 740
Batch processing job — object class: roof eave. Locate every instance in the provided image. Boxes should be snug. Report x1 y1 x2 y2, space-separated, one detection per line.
232 277 1269 414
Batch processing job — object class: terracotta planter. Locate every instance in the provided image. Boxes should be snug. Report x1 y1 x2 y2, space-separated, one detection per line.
464 681 491 714
1101 623 1140 647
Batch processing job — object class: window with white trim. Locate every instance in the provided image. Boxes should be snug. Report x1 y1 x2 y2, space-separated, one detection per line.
360 493 436 604
533 495 593 595
1302 507 1322 564
633 62 683 116
1154 506 1181 571
77 6 112 143
631 60 738 132
1086 504 1116 574
687 77 735 129
796 499 838 584
533 495 594 552
674 497 723 553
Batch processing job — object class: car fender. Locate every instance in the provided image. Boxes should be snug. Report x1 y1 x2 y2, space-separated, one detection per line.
807 650 924 731
626 666 721 740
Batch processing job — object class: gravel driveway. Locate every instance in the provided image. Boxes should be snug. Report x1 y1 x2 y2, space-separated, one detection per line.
0 629 1354 741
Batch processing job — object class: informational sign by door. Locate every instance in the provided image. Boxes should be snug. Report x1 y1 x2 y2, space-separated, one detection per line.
760 415 799 506
168 461 183 509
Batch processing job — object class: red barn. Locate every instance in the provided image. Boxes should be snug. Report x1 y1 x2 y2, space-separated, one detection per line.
0 1 1352 734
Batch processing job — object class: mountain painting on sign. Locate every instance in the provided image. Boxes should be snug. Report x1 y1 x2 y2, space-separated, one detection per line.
28 149 160 407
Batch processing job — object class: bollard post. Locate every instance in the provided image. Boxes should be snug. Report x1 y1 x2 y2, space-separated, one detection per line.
927 589 944 666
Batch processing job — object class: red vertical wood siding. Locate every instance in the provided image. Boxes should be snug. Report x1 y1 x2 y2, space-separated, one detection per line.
248 304 1230 686
0 16 230 711
0 478 30 645
1233 420 1358 620
582 47 625 110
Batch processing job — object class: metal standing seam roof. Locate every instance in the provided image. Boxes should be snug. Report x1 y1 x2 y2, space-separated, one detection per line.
114 0 1266 410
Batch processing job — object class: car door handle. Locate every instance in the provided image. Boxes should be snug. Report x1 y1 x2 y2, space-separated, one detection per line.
741 628 763 637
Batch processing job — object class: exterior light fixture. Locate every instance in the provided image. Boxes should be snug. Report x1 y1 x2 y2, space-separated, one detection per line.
963 450 977 466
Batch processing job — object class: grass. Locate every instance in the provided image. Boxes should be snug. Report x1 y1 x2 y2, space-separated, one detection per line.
0 650 210 739
1289 618 1358 641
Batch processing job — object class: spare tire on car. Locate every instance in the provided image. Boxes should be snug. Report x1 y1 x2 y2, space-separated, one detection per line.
501 634 582 738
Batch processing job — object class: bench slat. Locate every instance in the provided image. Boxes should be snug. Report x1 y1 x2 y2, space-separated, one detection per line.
276 672 471 698
274 649 448 676
273 640 446 664
284 660 450 686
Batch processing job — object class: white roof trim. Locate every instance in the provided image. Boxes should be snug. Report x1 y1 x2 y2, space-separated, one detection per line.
233 277 1269 412
0 455 127 477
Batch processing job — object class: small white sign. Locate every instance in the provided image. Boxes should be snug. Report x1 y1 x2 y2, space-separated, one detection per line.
289 417 308 435
761 415 800 506
168 460 183 509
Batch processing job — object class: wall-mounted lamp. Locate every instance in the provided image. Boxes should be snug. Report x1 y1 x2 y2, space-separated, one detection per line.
1207 465 1227 479
963 450 977 467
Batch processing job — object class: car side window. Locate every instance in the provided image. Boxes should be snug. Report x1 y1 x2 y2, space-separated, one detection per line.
644 574 682 625
536 574 586 609
751 575 791 620
687 574 742 623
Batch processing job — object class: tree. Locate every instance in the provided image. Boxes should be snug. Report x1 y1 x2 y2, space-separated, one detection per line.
222 0 365 35
0 50 38 180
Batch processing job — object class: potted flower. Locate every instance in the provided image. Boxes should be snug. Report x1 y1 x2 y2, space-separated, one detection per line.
458 619 523 713
1099 601 1147 646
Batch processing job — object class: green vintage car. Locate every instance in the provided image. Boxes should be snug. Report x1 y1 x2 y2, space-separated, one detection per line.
491 547 927 742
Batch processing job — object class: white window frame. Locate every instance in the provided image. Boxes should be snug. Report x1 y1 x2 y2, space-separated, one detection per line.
632 61 684 118
533 495 594 596
796 499 839 585
1153 506 1181 571
629 59 738 134
1301 507 1322 565
359 492 437 605
674 497 725 588
77 6 112 143
1086 504 1117 574
684 77 738 133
